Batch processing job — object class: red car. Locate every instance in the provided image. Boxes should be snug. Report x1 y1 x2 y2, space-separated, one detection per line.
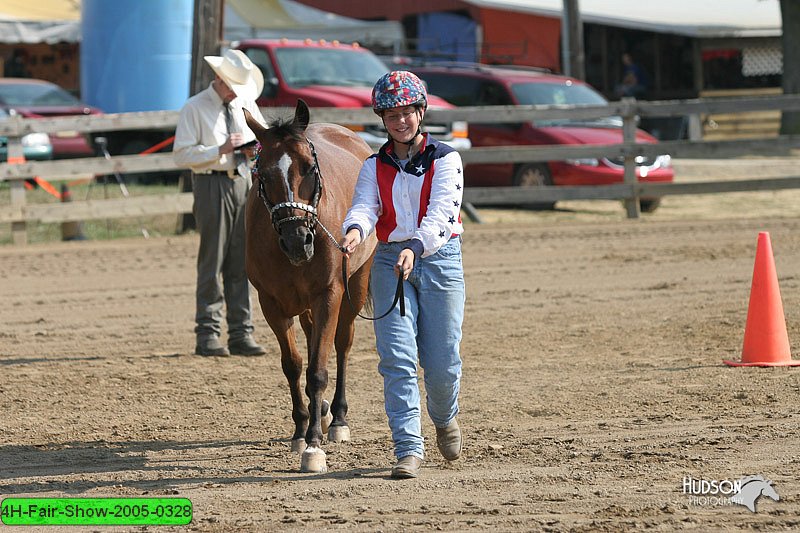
236 39 470 152
411 64 673 212
0 78 102 159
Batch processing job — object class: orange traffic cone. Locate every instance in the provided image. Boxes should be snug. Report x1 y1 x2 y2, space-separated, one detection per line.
724 232 800 367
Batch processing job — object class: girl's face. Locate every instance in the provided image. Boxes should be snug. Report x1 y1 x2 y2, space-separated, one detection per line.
382 105 422 144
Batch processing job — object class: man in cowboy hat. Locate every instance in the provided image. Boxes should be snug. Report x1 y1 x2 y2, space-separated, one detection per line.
174 49 268 357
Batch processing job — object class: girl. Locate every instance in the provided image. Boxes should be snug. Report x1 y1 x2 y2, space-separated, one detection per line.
340 71 465 479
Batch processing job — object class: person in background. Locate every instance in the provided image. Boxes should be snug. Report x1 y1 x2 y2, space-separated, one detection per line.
616 52 648 99
340 71 466 479
173 49 267 357
4 48 31 78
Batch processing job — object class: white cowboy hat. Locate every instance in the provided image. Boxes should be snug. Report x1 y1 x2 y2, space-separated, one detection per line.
204 49 264 101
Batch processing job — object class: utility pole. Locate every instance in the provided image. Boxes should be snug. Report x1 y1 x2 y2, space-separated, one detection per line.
179 0 224 233
191 0 224 94
561 0 585 80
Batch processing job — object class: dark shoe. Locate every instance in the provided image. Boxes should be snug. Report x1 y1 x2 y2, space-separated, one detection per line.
391 455 422 479
436 419 462 461
228 336 267 356
195 336 230 357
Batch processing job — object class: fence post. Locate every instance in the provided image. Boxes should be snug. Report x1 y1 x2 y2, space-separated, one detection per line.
687 114 703 140
7 125 28 245
621 97 640 219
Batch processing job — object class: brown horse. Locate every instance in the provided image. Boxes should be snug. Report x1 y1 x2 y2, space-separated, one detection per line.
244 100 376 473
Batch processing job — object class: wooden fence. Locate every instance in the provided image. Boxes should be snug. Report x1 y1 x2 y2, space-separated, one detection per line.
2 95 800 245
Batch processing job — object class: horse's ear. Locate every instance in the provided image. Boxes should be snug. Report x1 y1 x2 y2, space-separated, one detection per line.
294 99 310 131
243 108 268 137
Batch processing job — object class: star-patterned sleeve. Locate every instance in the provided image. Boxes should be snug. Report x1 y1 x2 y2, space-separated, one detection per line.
414 150 464 257
342 157 381 240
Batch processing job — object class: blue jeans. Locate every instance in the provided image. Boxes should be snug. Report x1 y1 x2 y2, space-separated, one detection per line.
371 237 465 460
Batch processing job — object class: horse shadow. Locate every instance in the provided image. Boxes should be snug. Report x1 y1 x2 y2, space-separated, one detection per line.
0 439 385 494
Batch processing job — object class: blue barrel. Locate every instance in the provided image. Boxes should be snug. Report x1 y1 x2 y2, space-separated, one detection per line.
81 0 193 113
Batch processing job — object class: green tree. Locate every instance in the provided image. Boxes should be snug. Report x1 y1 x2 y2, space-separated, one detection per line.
780 0 800 134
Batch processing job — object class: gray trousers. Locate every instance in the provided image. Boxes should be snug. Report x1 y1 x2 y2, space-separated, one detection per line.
192 172 254 341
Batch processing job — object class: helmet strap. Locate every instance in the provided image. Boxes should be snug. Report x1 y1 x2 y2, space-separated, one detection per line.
383 107 424 147
398 128 422 146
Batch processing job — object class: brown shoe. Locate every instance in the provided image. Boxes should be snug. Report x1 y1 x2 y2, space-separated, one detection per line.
390 455 422 479
436 419 462 461
228 336 266 356
195 336 230 357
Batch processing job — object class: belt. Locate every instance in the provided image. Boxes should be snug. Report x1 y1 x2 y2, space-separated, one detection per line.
196 169 238 179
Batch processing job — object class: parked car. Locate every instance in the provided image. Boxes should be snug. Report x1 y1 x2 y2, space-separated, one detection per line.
0 78 102 159
410 64 673 211
0 108 52 162
235 39 470 151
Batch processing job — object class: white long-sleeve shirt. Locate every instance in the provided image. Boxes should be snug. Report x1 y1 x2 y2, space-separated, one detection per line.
173 82 265 173
343 134 464 258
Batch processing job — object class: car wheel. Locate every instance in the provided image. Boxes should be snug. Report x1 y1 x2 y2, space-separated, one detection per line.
513 163 556 210
639 198 661 213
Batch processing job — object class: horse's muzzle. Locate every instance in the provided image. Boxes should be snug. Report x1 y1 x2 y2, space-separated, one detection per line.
279 225 315 265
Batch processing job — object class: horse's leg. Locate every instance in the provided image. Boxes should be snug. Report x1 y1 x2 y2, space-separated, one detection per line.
260 301 308 453
299 310 332 435
299 292 342 473
329 258 372 443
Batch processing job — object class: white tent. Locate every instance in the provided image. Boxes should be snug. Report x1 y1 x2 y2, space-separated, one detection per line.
0 0 404 46
0 0 81 43
226 0 404 47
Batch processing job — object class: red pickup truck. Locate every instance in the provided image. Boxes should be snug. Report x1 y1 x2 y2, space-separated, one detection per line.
234 39 470 151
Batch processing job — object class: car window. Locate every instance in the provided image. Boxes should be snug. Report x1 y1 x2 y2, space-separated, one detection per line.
477 81 512 106
243 48 277 98
512 80 622 127
0 83 82 106
418 73 482 106
511 81 608 106
274 48 387 88
243 48 276 81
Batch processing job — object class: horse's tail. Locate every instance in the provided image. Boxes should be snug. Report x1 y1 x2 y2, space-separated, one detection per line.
362 280 374 316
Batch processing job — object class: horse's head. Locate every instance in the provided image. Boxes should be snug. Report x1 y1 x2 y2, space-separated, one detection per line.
245 100 322 266
760 480 780 502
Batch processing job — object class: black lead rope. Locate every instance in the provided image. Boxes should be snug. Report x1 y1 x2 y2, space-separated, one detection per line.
342 254 405 321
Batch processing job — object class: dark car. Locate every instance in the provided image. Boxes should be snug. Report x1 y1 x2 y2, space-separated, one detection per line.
411 64 673 211
0 78 102 159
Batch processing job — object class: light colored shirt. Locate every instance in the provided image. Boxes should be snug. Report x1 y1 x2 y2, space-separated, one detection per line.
343 134 464 258
173 82 266 173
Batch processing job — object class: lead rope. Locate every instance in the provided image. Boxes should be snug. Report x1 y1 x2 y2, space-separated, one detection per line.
310 201 404 320
341 254 405 321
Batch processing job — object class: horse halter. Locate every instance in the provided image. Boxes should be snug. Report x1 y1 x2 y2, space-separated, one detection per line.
255 138 323 236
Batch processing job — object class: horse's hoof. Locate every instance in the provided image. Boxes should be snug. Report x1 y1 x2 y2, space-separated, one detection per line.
300 446 327 473
327 425 350 443
291 438 307 453
321 400 333 434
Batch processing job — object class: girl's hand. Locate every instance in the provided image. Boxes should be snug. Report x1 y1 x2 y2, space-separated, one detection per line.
340 228 362 256
395 248 415 280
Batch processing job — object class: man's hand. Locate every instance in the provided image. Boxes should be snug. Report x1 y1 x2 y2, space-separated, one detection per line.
220 133 244 155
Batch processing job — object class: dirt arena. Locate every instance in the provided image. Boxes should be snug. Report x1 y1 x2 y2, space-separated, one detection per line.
2 160 800 531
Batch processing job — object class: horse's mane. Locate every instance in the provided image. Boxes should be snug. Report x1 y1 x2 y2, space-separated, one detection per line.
267 116 307 142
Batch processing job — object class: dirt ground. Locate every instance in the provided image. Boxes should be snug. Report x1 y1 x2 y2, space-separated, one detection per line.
2 159 800 531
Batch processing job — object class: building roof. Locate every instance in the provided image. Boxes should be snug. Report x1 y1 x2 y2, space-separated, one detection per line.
464 0 782 37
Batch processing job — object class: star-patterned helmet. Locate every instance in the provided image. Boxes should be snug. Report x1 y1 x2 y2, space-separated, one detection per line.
371 71 428 114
